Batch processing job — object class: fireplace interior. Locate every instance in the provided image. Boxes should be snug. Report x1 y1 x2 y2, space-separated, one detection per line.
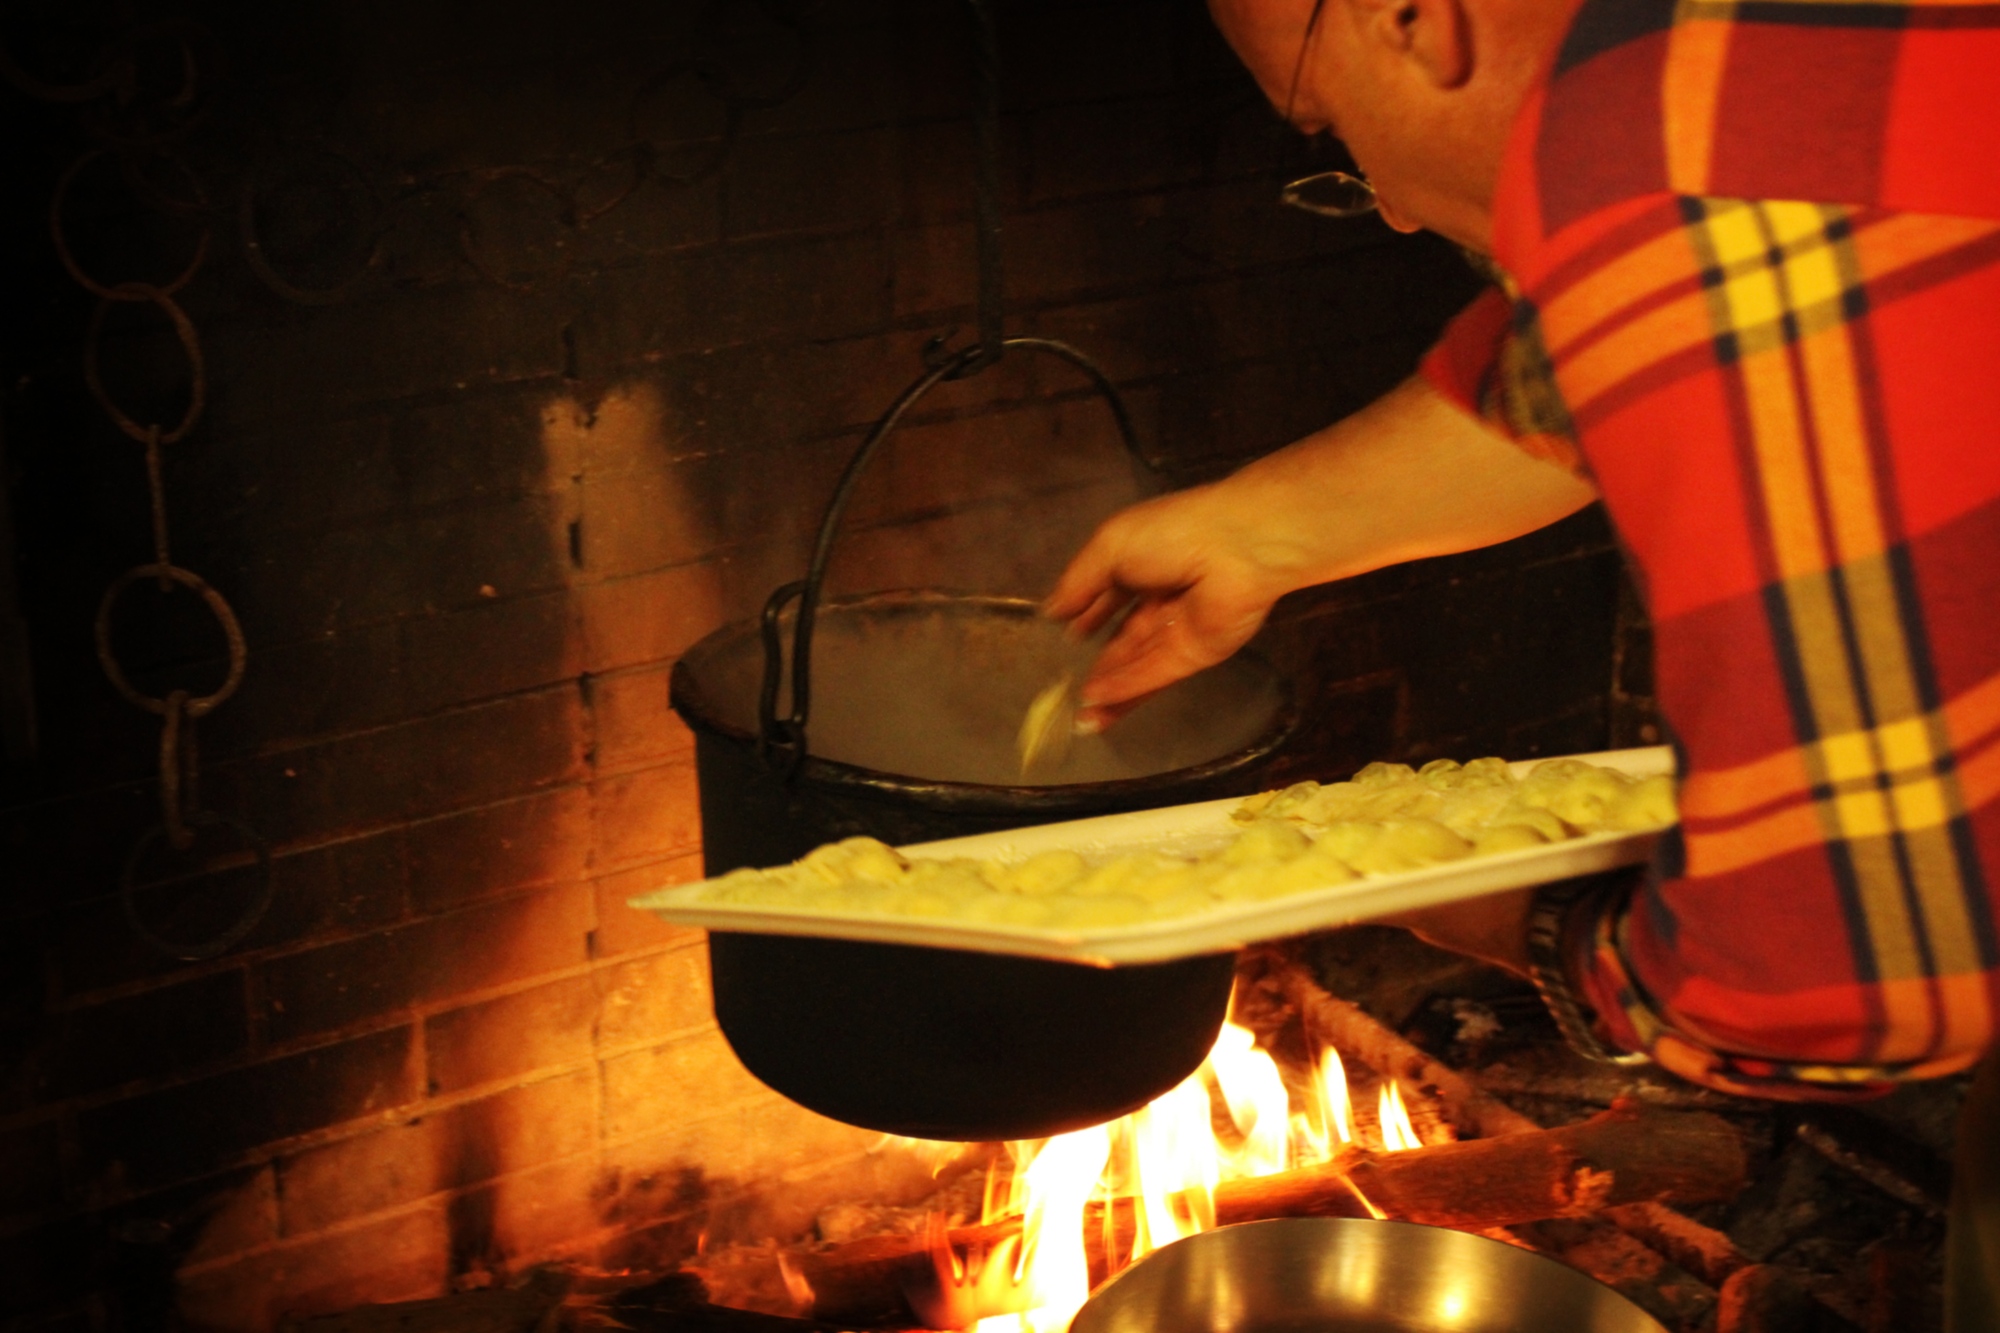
0 1 1954 1331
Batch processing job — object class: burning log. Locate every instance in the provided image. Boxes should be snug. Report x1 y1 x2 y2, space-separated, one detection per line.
1278 1096 1747 1227
1244 945 1543 1139
1246 942 1761 1316
785 1099 1748 1328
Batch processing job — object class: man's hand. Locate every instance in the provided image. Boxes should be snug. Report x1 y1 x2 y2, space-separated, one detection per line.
1043 484 1313 728
1046 376 1600 730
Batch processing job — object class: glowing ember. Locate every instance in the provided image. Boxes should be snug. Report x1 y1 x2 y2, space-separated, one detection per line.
928 1009 1427 1332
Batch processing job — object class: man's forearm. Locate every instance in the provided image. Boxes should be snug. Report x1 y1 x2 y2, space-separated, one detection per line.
1216 375 1598 588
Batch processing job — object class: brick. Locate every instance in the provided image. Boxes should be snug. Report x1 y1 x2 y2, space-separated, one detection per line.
208 687 589 847
425 974 598 1094
276 1069 597 1235
569 175 722 269
725 23 899 137
211 282 568 430
592 857 705 961
889 220 976 320
1394 550 1622 751
457 1151 604 1267
573 422 954 585
723 127 895 240
571 231 889 365
577 455 730 577
601 1027 770 1145
633 332 983 464
1505 698 1614 761
892 118 998 226
178 1165 282 1268
176 415 400 549
592 667 694 775
730 1094 878 1185
401 589 583 715
830 476 1138 603
843 396 1144 534
2 785 156 907
385 386 580 510
228 491 572 645
997 183 1369 315
893 8 979 123
597 944 712 1055
576 564 730 675
47 829 409 999
592 761 702 871
175 1203 447 1333
598 1102 755 1194
555 379 693 485
0 1120 62 1222
75 1026 416 1192
261 883 593 1044
202 621 409 754
1024 97 1210 205
37 970 249 1100
405 787 592 914
1023 281 1271 385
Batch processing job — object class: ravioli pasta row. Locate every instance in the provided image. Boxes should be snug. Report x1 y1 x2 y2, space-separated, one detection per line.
697 756 1677 930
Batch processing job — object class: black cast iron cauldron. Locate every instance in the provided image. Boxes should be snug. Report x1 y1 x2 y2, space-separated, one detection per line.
673 594 1299 1142
672 317 1304 1140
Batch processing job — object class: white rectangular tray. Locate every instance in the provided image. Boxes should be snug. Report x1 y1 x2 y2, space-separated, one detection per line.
628 746 1674 967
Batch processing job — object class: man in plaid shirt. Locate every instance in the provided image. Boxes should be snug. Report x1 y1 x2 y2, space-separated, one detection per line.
1050 0 1998 1312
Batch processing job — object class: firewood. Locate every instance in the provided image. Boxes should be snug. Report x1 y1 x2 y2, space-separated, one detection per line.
1250 944 1758 1304
784 1099 1748 1328
1602 1201 1752 1289
1509 1216 1720 1332
1243 945 1542 1139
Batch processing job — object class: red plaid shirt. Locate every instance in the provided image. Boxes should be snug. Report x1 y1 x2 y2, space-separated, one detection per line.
1423 0 2000 1096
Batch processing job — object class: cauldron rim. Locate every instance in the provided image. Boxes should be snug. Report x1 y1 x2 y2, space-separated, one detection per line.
670 588 1301 812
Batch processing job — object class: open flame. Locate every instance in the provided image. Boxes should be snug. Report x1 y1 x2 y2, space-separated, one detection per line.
1377 1080 1425 1153
929 1013 1420 1333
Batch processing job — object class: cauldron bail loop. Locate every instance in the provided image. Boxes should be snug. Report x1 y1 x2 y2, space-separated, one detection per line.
755 0 1161 782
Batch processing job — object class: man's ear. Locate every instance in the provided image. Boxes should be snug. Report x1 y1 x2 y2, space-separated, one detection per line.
1370 0 1474 89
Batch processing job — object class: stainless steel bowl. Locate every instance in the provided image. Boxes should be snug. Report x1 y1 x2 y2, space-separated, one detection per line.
1071 1219 1669 1333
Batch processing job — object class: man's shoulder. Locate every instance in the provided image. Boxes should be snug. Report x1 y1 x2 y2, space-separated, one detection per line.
1521 0 2000 239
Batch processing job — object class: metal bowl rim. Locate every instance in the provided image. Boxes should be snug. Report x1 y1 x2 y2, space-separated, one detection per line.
1072 1217 1671 1333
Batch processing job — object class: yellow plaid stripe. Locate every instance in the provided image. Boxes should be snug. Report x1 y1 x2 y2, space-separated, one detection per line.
1546 203 2000 420
1676 198 1989 1002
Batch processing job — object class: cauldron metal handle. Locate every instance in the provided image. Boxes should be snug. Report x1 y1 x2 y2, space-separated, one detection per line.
756 336 1156 778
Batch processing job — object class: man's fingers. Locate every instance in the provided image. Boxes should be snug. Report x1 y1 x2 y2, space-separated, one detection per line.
1081 602 1228 707
1043 529 1129 622
1066 588 1127 640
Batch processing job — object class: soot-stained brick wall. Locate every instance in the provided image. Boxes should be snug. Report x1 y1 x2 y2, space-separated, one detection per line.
0 1 1652 1328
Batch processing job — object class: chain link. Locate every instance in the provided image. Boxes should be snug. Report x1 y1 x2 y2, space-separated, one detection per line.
50 148 211 299
36 15 266 954
30 0 816 958
82 283 206 444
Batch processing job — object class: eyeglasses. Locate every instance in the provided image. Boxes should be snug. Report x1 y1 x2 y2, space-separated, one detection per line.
1280 170 1377 218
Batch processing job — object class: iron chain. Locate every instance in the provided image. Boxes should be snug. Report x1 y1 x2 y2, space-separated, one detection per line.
25 0 818 954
